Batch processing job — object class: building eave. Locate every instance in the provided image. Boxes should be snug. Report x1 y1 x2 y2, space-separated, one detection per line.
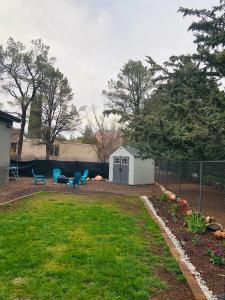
0 111 21 123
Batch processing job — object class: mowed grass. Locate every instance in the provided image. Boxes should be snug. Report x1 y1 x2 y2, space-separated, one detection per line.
0 192 185 300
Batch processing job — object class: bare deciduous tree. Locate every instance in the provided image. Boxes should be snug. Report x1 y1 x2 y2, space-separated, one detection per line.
0 37 52 158
41 66 80 160
88 106 122 162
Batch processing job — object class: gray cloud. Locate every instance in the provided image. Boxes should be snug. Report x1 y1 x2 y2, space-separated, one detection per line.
0 0 218 111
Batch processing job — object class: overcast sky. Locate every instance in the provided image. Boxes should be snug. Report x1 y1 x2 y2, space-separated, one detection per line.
0 0 218 112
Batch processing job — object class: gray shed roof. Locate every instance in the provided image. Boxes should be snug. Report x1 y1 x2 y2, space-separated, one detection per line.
122 145 141 158
0 111 21 123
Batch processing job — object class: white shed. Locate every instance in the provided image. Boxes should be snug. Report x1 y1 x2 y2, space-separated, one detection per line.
109 145 154 185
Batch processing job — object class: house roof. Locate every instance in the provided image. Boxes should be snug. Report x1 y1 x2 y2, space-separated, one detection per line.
122 145 141 158
0 111 21 123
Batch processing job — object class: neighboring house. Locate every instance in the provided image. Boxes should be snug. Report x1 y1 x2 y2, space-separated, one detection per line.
11 139 98 162
0 111 21 186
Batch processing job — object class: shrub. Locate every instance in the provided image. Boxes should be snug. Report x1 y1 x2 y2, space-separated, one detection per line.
185 211 206 234
171 203 179 222
171 203 179 214
201 175 215 186
159 193 168 202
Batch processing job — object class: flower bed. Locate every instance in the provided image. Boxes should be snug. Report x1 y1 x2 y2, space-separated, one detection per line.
150 184 225 300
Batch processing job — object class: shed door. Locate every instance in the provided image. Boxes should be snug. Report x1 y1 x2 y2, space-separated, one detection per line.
120 157 129 184
113 156 121 183
113 156 129 184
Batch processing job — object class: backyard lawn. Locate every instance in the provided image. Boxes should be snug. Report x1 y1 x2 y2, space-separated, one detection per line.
0 193 193 300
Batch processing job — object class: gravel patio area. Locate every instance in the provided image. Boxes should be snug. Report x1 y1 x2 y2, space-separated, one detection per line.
0 177 157 204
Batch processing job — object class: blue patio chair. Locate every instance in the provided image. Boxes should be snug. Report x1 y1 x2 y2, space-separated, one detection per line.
53 168 61 183
69 171 82 188
80 169 89 185
74 171 82 180
32 169 46 185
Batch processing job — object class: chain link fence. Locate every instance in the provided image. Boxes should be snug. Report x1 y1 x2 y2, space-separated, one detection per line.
155 161 225 226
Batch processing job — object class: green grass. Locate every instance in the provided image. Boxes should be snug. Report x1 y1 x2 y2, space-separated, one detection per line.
0 192 185 300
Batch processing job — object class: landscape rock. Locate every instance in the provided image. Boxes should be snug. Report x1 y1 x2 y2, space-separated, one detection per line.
95 175 103 181
177 198 188 207
214 230 225 239
205 216 215 223
186 209 193 216
206 223 223 232
165 191 176 200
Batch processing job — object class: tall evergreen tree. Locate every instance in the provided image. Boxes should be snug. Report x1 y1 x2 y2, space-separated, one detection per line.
134 55 225 160
103 60 153 141
129 0 225 160
179 1 225 81
28 95 42 139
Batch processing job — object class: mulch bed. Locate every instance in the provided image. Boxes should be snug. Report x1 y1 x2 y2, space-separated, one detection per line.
150 191 225 299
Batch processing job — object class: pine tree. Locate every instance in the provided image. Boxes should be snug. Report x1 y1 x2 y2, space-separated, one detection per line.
28 95 42 139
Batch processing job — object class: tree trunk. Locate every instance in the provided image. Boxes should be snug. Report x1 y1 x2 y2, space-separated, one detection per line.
46 143 51 160
17 110 26 160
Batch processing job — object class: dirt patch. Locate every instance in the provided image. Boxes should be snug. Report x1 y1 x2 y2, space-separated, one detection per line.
0 178 157 205
12 277 26 285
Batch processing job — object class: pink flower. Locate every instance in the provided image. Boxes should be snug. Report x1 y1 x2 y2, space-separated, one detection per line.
207 243 212 249
214 249 223 257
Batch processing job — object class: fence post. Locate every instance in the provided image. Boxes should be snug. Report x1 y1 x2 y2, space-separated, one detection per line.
199 161 203 211
178 161 181 197
158 160 161 184
166 161 168 188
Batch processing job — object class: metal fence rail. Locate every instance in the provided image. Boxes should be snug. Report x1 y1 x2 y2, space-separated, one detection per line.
155 161 225 226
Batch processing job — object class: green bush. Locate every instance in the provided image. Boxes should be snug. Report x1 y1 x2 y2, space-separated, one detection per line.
202 175 217 185
185 211 206 234
159 193 168 202
171 203 179 214
171 203 179 222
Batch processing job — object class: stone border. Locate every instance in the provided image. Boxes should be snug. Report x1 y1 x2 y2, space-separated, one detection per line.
140 196 218 300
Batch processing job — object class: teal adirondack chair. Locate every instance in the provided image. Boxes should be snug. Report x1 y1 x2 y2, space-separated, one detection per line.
80 169 89 184
32 169 46 185
69 171 82 188
53 168 61 183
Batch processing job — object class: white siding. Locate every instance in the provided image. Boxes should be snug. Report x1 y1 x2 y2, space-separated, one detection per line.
0 120 11 167
133 158 154 185
109 146 155 185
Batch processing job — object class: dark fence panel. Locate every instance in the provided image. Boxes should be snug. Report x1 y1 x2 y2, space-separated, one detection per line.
10 160 109 179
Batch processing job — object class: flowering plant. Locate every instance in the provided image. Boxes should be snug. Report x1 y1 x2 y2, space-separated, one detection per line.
207 244 225 266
